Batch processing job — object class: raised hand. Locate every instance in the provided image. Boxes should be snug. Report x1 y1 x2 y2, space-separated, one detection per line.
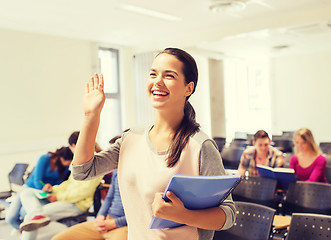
84 73 105 117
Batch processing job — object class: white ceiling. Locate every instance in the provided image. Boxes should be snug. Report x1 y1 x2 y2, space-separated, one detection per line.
1 0 331 56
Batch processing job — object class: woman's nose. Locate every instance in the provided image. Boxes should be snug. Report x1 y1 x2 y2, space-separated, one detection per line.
154 74 164 86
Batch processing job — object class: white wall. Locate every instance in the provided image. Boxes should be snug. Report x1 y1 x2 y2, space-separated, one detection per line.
0 29 135 191
1 28 331 192
270 50 331 142
190 55 212 137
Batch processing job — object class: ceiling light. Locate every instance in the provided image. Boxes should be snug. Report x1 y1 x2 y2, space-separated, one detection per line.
209 0 248 12
120 4 182 21
272 45 290 51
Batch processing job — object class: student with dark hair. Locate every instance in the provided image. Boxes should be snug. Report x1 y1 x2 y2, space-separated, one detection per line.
69 131 103 154
290 128 327 183
71 48 235 240
238 130 285 176
5 147 73 230
68 131 80 153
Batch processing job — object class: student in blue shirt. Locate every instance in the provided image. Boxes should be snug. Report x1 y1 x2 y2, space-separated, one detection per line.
5 146 73 230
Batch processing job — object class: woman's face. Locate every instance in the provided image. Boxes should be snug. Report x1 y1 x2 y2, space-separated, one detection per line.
146 53 193 112
294 136 309 152
60 157 72 167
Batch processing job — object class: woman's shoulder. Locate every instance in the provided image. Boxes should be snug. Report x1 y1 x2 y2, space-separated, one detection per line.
290 154 298 162
191 130 217 149
316 154 327 163
37 153 51 163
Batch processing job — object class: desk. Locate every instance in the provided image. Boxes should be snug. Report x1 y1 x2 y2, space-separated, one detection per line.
273 215 292 229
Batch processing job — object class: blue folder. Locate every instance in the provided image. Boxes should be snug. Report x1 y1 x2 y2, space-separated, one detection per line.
149 174 241 229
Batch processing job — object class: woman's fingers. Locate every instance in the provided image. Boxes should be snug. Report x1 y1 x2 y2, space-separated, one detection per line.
94 73 99 90
86 74 104 93
89 76 94 92
99 74 104 91
85 82 89 94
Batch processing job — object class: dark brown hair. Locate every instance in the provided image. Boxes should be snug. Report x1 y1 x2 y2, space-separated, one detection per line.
68 131 79 146
49 146 73 180
254 130 270 141
157 48 200 167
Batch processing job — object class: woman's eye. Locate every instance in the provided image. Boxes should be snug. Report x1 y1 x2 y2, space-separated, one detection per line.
149 73 157 77
166 74 175 79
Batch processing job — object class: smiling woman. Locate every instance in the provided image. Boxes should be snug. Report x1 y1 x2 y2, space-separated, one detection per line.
71 48 236 240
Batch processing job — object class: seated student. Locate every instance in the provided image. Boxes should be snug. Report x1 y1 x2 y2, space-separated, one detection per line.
290 128 327 183
5 146 73 230
69 131 103 154
102 135 122 184
52 169 127 240
238 130 285 176
18 173 103 240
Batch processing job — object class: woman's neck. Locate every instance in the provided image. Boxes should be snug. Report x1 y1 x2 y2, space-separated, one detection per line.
149 110 184 151
153 109 184 132
298 149 317 158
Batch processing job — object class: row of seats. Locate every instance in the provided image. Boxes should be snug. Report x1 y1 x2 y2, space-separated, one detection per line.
213 201 331 240
232 176 331 216
217 176 331 239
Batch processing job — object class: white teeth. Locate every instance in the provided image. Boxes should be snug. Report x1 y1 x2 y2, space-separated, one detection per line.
153 90 168 96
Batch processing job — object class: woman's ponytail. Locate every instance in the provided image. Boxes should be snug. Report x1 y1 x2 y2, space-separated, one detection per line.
158 48 200 167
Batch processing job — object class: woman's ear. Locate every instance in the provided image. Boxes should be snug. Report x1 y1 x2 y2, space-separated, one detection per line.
185 81 194 97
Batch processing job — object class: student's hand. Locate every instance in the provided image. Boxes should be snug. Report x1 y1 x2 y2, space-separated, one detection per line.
152 191 187 223
42 184 52 192
84 73 105 117
95 215 110 233
47 194 57 202
104 218 117 231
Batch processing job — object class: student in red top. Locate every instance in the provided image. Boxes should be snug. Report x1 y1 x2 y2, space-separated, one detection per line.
290 128 327 183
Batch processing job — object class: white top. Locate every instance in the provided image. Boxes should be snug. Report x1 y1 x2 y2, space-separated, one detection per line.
72 126 236 240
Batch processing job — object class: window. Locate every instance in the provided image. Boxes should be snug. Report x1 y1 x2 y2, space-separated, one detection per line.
224 57 271 139
97 48 121 149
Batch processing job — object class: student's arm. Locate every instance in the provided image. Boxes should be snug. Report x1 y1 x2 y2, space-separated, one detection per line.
306 155 327 182
289 155 298 171
53 176 102 203
97 183 114 217
33 154 49 189
72 73 105 166
237 152 248 177
114 216 127 228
